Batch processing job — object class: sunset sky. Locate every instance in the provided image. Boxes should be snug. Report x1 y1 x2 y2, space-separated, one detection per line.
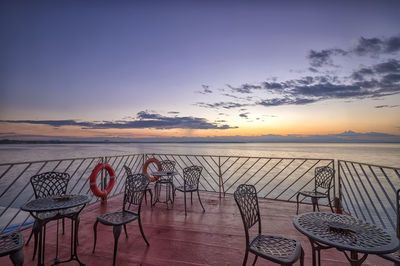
1 1 399 141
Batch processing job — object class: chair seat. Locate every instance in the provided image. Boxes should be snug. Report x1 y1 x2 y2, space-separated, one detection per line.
380 249 400 263
249 234 302 264
298 190 327 198
97 210 138 226
0 231 24 257
175 185 197 192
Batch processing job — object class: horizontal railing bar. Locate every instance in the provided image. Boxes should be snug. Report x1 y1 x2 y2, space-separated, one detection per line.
338 160 400 171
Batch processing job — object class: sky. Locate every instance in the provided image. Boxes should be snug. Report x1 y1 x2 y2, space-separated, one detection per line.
0 0 399 141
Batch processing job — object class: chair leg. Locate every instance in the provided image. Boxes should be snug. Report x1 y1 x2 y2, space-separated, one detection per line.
123 224 128 238
327 194 334 213
10 249 24 266
92 220 99 253
138 216 149 246
149 189 153 207
184 191 187 216
296 193 300 215
311 197 317 212
62 217 65 235
191 192 193 204
25 224 34 246
252 255 258 266
197 190 205 212
144 191 147 205
300 247 304 266
242 249 249 266
112 225 122 266
32 221 40 261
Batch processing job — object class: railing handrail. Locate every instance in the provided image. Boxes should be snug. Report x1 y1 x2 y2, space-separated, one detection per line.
338 159 400 171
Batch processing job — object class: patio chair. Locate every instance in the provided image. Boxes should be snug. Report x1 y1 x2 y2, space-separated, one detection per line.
27 171 72 260
124 165 153 205
0 231 24 266
92 173 150 266
174 165 205 216
234 184 304 266
379 189 400 265
296 166 335 214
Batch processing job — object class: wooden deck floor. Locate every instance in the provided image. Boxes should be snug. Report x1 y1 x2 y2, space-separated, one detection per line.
1 191 391 265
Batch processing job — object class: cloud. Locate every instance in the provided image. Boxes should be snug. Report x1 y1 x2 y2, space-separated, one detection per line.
167 111 180 114
308 49 347 67
308 35 400 68
375 105 399 108
354 36 400 56
227 84 262 94
0 112 236 130
239 112 249 119
196 85 213 94
195 102 250 109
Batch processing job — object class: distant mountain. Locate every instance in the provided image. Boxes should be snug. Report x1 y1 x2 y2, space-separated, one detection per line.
1 131 400 143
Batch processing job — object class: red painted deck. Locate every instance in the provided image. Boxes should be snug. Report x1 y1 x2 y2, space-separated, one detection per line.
1 191 391 265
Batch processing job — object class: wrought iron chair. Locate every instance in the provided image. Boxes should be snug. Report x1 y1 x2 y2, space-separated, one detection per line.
296 166 335 214
93 173 150 266
174 165 205 216
380 189 400 265
234 184 304 266
124 165 153 205
0 231 24 266
27 171 72 260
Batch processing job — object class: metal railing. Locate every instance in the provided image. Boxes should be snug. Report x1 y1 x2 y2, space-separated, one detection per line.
4 153 399 235
339 160 400 231
0 154 143 234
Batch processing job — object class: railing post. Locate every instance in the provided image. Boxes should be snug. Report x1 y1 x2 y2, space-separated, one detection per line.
335 160 342 213
218 157 221 198
101 157 107 203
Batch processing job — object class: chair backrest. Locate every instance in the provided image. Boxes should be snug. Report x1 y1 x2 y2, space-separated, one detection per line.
123 173 149 210
30 172 70 199
234 184 261 234
183 165 202 188
123 165 133 176
160 160 176 172
315 166 334 190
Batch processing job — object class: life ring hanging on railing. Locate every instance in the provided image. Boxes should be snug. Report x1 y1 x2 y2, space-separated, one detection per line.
142 158 162 182
90 163 116 198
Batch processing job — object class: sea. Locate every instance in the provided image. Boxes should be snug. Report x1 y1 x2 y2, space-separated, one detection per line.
0 142 399 167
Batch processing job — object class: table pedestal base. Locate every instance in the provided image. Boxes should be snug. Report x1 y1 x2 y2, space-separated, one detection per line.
153 180 174 209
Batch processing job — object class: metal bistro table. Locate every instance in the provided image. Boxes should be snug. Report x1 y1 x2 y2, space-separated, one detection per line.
21 194 90 266
151 171 177 208
294 212 399 266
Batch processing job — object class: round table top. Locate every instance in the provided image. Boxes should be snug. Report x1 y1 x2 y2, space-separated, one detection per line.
21 194 90 212
293 212 399 254
151 171 177 176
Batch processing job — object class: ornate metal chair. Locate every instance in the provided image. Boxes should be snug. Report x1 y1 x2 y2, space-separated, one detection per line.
0 231 24 266
296 166 335 214
380 189 400 265
93 173 150 266
234 184 304 266
27 172 72 260
124 165 153 205
174 165 205 216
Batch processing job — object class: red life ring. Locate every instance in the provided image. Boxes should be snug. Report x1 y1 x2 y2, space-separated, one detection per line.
90 163 116 198
142 158 162 182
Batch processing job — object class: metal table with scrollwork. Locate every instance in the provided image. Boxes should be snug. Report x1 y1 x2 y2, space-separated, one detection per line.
151 171 177 209
21 195 90 266
293 212 399 266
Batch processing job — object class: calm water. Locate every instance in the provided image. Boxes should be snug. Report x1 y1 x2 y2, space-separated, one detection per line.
0 143 399 167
